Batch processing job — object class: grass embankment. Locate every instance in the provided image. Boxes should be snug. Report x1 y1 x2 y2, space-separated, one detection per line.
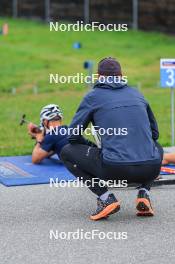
0 18 174 155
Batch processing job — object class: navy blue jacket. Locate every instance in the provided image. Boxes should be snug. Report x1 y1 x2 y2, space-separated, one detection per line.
69 80 161 165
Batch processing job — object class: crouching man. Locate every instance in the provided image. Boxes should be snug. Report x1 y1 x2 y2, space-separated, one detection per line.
60 57 163 221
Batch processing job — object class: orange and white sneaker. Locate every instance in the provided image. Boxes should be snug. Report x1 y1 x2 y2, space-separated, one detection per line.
136 189 154 217
90 193 120 221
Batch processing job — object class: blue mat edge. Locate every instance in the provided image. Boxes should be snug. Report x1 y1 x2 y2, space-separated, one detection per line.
0 155 76 187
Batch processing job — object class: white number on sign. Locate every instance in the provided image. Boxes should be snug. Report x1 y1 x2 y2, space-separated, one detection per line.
166 69 175 86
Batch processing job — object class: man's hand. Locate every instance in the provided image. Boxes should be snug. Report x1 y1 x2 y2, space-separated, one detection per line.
35 131 44 143
27 122 41 139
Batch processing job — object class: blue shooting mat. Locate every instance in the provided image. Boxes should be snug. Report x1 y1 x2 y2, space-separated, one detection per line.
0 155 76 187
0 155 175 187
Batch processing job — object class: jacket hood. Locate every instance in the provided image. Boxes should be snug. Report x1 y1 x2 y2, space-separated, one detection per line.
93 76 127 90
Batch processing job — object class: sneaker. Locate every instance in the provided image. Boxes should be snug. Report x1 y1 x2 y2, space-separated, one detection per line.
136 189 154 216
90 193 120 221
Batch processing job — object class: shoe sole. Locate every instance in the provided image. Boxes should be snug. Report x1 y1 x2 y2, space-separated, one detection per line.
90 202 120 221
101 206 120 219
136 198 154 217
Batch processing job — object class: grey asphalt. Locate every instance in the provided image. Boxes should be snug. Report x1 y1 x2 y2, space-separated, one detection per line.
0 184 175 264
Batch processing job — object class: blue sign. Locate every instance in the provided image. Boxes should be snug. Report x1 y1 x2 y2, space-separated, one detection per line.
160 59 175 88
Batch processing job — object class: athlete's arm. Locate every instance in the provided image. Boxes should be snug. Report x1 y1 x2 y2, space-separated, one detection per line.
31 133 54 164
32 143 53 164
147 104 159 140
69 93 94 143
162 153 175 165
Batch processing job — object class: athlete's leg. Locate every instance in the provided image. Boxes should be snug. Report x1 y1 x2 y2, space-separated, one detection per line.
135 164 161 217
103 162 161 217
140 141 163 190
60 144 120 220
60 143 108 196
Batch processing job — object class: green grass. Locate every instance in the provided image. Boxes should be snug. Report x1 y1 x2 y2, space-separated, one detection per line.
0 18 175 156
0 91 85 156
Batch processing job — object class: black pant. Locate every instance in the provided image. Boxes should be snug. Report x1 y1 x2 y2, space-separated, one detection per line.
60 143 163 196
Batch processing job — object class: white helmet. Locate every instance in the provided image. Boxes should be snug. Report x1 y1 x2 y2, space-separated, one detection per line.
40 104 63 126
